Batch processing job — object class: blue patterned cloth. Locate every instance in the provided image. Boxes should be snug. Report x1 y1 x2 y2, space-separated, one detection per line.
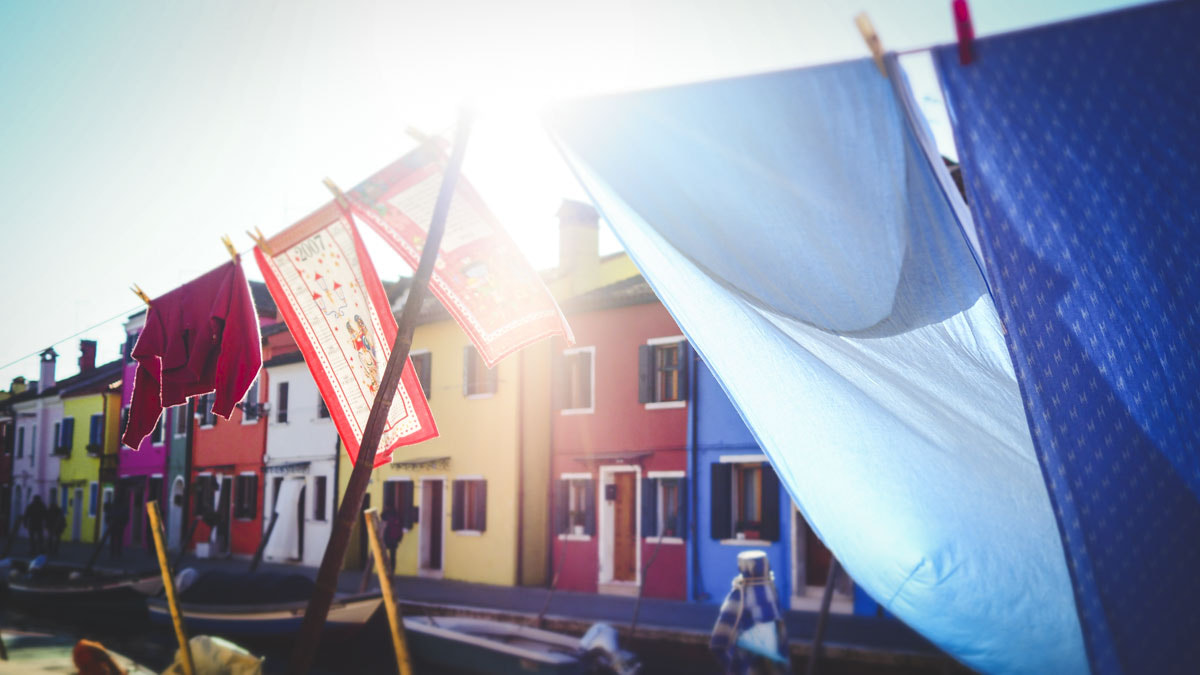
710 552 788 672
935 3 1200 673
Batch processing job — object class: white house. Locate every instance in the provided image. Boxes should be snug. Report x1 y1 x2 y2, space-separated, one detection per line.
260 326 339 567
10 349 64 528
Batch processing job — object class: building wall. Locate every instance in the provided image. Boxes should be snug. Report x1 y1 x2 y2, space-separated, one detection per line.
59 392 104 543
551 301 689 600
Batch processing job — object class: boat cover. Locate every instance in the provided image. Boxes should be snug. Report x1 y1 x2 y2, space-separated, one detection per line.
263 477 304 561
545 57 1085 673
178 571 316 605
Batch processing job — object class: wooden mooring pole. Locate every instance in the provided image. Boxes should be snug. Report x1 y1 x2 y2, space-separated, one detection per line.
147 499 194 675
365 508 413 675
287 108 475 675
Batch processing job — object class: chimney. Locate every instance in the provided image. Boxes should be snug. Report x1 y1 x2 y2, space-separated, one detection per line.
557 199 600 295
38 347 58 393
79 340 97 373
9 376 27 395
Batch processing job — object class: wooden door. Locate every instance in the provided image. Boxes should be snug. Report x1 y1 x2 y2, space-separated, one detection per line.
613 472 637 581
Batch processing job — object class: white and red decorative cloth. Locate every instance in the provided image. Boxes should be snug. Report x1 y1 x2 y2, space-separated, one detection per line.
254 201 437 467
347 143 573 368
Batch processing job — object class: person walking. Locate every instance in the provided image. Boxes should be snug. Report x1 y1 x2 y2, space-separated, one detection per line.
24 495 46 555
45 499 65 556
381 505 404 577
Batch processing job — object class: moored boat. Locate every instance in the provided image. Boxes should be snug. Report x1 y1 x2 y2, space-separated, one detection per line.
146 569 381 636
5 558 162 612
404 616 639 675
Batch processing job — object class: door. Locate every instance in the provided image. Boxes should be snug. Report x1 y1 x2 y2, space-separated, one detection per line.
613 472 637 582
72 488 83 541
296 485 306 561
217 476 232 555
420 479 443 572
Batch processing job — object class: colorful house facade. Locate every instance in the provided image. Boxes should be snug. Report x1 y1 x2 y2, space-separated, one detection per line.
10 349 65 525
56 345 122 545
187 281 276 559
549 276 690 600
117 312 170 550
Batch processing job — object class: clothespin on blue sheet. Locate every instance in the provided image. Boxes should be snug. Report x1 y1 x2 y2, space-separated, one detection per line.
246 226 272 256
221 234 239 262
131 283 152 308
855 13 886 76
953 0 976 65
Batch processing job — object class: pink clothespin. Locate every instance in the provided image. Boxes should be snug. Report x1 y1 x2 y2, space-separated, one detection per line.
953 0 975 65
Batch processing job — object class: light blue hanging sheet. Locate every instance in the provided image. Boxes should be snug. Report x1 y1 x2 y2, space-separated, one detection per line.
545 56 1087 674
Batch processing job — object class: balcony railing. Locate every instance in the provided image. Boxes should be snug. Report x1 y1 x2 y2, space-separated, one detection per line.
86 443 103 457
51 444 72 458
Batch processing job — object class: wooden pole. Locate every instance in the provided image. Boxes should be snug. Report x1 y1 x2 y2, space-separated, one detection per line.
805 558 841 675
147 500 194 675
287 108 475 675
364 508 413 675
250 510 279 573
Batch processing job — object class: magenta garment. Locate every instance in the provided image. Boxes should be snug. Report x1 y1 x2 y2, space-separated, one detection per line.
123 260 262 449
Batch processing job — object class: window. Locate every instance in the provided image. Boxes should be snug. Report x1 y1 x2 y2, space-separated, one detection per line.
313 475 328 521
462 346 497 397
150 415 164 444
317 396 330 419
451 478 487 532
556 347 595 413
276 382 289 423
242 378 259 423
198 394 217 427
54 418 74 455
148 476 163 514
411 351 432 399
16 426 23 459
382 479 414 528
89 482 99 517
120 407 130 439
89 413 105 453
174 404 188 437
123 332 138 362
642 475 687 539
711 459 780 542
52 422 61 454
194 475 216 515
234 474 258 520
638 339 689 406
554 476 595 536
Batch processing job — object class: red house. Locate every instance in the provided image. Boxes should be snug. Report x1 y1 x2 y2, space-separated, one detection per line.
189 283 276 558
550 276 689 600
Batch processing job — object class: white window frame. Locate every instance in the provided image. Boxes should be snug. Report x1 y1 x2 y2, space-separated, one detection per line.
559 472 594 541
241 377 260 425
197 396 216 429
646 470 685 545
234 471 258 521
173 404 188 438
644 336 687 410
718 454 772 546
455 474 486 536
560 346 596 415
463 347 496 400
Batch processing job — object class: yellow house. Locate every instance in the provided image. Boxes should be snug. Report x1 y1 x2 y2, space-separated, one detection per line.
340 200 638 587
57 357 122 544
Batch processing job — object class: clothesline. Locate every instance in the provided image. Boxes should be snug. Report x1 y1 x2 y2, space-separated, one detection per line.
0 304 144 373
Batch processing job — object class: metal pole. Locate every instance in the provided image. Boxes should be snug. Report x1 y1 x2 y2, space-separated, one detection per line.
287 108 475 675
147 500 194 675
365 508 413 675
805 558 841 675
630 531 667 637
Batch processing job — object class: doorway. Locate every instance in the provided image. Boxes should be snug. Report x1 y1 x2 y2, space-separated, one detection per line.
168 477 185 549
790 506 853 612
599 465 640 591
419 478 444 576
217 476 232 556
72 487 83 541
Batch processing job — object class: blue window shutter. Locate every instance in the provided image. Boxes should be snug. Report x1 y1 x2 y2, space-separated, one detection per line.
583 480 597 535
761 466 781 542
711 463 732 539
678 341 690 400
63 418 74 449
676 478 689 539
641 477 658 537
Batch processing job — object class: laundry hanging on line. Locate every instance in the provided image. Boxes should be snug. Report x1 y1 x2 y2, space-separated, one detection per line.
545 55 1084 674
123 259 261 449
935 3 1200 674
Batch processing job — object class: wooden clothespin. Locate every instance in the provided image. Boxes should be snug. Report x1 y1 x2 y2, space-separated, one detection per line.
855 12 886 77
953 0 975 65
246 226 273 256
405 126 434 146
221 234 239 262
323 177 351 211
131 283 152 307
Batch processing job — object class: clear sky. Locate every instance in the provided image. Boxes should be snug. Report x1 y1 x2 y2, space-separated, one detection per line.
0 0 1149 386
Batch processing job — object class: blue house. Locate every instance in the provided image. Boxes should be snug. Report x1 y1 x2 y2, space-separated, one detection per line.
690 357 881 616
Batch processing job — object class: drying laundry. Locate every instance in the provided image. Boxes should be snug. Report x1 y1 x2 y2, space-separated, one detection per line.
254 201 437 468
123 260 261 449
346 141 573 368
935 3 1200 673
546 56 1084 673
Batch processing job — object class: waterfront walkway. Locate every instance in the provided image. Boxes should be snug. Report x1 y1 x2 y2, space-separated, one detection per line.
4 536 966 673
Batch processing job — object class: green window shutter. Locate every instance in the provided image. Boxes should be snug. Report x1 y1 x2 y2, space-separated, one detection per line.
711 463 733 539
641 477 658 537
761 465 781 542
637 345 654 403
